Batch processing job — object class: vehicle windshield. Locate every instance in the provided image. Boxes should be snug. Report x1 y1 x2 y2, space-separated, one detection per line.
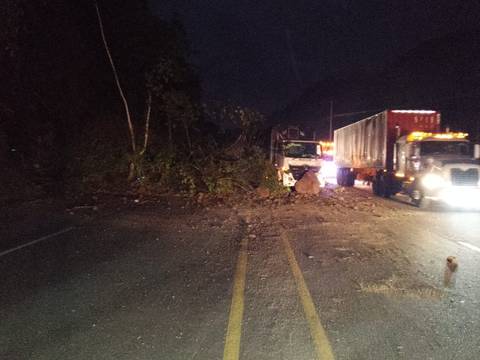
420 141 472 156
283 142 318 158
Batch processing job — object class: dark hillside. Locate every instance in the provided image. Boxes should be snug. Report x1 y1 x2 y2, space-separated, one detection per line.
276 28 480 140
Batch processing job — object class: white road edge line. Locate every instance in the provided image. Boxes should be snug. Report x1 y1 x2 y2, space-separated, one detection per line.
0 227 75 258
458 241 480 253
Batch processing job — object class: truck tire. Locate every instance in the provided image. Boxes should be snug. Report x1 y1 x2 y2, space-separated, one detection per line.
411 190 430 209
346 172 356 187
336 169 344 186
372 178 385 197
372 179 381 196
389 178 402 196
383 175 392 198
337 168 355 187
373 173 391 198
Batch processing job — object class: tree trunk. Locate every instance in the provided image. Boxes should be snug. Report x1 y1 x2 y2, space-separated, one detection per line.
182 117 192 153
168 117 173 152
141 91 152 155
94 1 136 160
128 162 136 181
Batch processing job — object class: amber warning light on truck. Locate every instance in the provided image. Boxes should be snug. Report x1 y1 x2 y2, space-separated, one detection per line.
406 131 468 142
319 141 337 179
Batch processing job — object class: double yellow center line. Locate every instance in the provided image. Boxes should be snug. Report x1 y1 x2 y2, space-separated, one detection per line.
223 236 249 360
223 230 334 360
281 232 335 360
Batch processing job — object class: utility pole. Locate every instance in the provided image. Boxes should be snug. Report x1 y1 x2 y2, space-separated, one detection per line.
329 100 333 141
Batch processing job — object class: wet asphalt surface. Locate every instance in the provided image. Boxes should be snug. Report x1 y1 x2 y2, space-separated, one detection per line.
1 188 480 360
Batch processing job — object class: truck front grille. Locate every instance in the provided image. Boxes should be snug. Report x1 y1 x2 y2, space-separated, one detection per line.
450 168 479 186
289 166 320 180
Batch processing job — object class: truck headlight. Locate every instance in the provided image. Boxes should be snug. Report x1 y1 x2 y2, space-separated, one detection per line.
321 161 337 178
422 173 445 189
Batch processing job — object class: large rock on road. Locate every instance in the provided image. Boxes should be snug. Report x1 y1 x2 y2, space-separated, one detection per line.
294 170 320 195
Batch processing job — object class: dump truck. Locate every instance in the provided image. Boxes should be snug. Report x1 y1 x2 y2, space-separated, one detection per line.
334 109 480 208
270 126 324 187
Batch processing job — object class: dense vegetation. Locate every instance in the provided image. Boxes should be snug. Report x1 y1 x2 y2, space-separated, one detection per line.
0 1 281 204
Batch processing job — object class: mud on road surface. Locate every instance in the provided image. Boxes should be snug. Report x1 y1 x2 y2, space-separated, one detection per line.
2 188 480 359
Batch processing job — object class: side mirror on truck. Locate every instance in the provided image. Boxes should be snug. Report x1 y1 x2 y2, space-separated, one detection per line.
475 144 480 159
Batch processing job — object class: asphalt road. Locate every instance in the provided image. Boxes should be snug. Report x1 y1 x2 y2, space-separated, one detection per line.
2 188 480 360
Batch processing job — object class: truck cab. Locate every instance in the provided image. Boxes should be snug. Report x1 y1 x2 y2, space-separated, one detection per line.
273 140 323 187
270 126 323 187
393 132 480 207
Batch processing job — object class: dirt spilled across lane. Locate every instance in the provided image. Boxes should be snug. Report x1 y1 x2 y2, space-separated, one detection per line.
234 187 478 359
3 187 480 359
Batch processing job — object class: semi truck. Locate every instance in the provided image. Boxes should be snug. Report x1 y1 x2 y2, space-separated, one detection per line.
270 126 324 187
334 109 480 208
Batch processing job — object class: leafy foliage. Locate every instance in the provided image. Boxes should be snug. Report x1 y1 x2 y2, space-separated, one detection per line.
0 1 278 202
259 161 290 197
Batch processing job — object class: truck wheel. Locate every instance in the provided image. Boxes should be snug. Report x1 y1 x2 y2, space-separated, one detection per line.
337 168 355 187
373 179 385 197
373 174 391 198
336 169 344 186
346 172 356 187
389 179 401 196
383 176 392 198
411 190 430 209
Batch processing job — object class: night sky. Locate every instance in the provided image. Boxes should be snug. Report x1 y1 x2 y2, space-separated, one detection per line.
152 1 480 114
